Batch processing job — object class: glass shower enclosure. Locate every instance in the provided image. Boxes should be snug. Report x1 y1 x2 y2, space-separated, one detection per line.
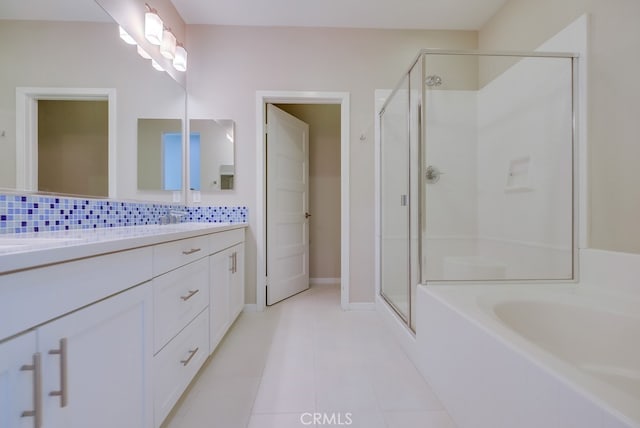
379 50 578 331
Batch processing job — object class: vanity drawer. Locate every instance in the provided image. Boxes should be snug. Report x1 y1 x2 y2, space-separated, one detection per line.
0 247 152 341
153 309 209 427
153 257 209 353
210 228 244 254
153 234 210 276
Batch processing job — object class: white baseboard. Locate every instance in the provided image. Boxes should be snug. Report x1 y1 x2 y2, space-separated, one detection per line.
243 304 258 312
348 302 376 311
310 277 341 286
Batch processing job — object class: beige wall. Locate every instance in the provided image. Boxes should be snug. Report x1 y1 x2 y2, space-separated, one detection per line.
276 104 342 280
38 100 108 197
187 25 478 304
479 0 640 254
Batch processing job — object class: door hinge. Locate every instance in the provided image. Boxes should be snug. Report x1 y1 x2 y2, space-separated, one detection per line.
264 124 269 134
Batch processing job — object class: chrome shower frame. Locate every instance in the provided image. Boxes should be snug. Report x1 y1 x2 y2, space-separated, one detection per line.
378 49 580 332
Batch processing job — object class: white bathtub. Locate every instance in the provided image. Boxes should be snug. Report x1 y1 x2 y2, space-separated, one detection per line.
416 283 640 428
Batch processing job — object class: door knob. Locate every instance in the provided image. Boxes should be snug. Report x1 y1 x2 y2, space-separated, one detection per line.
305 212 312 219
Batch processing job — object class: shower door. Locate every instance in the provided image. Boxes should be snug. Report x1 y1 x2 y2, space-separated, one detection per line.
380 76 411 322
380 62 422 329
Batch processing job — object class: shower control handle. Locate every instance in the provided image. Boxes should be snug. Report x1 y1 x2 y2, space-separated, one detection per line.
426 165 444 184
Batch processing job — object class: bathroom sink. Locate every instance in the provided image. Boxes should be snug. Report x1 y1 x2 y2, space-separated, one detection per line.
0 237 85 252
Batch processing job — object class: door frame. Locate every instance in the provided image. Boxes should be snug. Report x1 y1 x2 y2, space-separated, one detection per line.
16 87 117 198
256 91 350 311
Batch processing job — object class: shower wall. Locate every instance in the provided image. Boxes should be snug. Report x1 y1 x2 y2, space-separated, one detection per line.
476 57 573 279
423 90 478 280
424 56 573 281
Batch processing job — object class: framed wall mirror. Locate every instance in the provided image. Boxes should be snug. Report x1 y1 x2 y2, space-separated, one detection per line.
0 0 186 202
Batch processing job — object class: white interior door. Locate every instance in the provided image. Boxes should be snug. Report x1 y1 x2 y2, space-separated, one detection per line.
266 104 310 305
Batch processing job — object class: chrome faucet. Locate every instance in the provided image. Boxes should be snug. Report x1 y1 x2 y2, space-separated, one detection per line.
159 209 188 225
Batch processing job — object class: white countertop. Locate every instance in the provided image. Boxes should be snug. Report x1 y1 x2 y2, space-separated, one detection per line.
0 222 248 274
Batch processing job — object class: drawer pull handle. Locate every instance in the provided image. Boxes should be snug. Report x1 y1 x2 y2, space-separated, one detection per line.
229 252 238 273
180 347 199 366
48 338 68 408
21 353 43 428
182 248 202 255
180 289 200 301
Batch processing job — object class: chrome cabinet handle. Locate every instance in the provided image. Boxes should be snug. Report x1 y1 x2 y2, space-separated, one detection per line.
230 252 237 273
180 347 199 366
229 253 234 272
182 248 201 255
180 289 200 301
48 338 68 408
21 353 43 428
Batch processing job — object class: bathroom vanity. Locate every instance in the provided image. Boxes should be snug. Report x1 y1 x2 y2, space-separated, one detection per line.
0 222 246 428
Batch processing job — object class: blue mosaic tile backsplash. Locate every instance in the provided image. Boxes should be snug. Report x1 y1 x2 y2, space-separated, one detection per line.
0 193 248 234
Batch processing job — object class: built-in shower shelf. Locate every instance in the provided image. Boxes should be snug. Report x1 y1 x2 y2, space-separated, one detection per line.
505 156 533 193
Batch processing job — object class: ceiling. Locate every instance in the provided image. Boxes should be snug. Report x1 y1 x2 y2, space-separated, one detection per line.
0 0 509 30
0 0 111 22
172 0 508 30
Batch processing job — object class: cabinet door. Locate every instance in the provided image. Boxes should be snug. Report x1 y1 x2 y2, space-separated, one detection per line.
229 243 245 321
38 284 153 428
209 250 230 354
0 331 37 428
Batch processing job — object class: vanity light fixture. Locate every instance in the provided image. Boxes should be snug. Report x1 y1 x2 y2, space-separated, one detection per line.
137 45 152 60
144 4 163 45
173 43 188 72
119 26 137 45
151 59 164 71
120 3 188 74
160 28 176 60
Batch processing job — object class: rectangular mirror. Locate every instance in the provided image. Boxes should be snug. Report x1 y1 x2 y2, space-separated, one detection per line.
189 119 235 191
0 0 186 203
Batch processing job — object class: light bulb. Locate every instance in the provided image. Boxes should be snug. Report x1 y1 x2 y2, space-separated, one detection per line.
173 45 187 72
160 29 176 60
144 11 163 45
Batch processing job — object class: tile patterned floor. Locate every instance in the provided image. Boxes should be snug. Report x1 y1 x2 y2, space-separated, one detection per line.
162 285 457 428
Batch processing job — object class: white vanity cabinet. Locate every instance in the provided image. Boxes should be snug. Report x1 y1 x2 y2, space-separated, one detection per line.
0 246 154 428
151 236 211 426
38 283 152 428
0 282 152 428
229 243 245 322
0 223 247 428
209 229 245 353
0 331 37 428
